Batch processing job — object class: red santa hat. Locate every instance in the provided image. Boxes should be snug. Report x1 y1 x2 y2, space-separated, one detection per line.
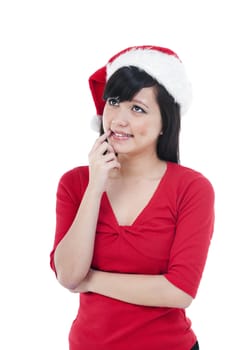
89 45 192 129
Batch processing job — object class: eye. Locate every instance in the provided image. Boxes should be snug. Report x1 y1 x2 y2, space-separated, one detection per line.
132 105 146 113
107 97 120 106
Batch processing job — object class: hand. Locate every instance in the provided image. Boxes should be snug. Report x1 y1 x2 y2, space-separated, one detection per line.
88 131 120 193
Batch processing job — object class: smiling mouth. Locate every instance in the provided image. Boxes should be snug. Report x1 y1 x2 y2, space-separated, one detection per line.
110 130 134 139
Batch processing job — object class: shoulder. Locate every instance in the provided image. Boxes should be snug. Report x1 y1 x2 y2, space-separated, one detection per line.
167 162 215 198
59 165 89 183
57 165 89 197
168 161 213 185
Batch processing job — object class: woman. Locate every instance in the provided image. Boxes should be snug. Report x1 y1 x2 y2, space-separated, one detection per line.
50 46 214 349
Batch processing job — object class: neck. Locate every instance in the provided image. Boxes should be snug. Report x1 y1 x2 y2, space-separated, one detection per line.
110 152 166 179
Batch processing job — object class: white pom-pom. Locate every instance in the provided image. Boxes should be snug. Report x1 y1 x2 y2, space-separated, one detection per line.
90 115 102 132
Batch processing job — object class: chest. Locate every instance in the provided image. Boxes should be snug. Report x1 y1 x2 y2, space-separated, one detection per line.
106 179 161 226
94 185 177 274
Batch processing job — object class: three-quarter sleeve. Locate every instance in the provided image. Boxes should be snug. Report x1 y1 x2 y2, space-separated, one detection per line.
164 175 215 298
49 167 88 274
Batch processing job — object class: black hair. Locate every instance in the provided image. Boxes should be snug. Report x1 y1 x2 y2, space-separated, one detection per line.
100 66 181 163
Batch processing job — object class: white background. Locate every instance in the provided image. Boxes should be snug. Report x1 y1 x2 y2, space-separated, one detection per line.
0 1 231 349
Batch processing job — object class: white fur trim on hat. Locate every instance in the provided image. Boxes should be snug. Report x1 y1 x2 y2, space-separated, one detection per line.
90 114 102 132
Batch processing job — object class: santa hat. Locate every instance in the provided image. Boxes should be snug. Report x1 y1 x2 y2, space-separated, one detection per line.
89 45 192 129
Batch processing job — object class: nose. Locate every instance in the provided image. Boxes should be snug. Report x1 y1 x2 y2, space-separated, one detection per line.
111 119 128 127
111 106 129 127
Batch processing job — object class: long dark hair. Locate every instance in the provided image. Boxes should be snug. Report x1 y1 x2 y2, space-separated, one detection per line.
100 66 181 163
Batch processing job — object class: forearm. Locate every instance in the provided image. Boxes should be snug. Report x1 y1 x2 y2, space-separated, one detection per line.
88 270 193 308
54 186 102 289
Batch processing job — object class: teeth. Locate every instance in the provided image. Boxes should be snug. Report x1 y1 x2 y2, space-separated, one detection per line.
114 132 130 137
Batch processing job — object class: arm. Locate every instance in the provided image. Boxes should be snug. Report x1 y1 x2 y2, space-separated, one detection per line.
72 174 214 308
54 186 102 290
73 269 193 308
54 131 120 290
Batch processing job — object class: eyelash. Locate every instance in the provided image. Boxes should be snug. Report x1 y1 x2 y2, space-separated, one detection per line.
108 98 119 106
107 98 146 114
132 105 145 113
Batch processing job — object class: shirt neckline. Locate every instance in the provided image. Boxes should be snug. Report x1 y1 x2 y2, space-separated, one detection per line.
103 161 170 228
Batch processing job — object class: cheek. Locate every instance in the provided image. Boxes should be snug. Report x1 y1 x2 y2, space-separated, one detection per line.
102 113 110 131
135 120 154 136
132 119 148 134
102 118 108 132
102 106 114 130
137 125 147 135
136 120 161 138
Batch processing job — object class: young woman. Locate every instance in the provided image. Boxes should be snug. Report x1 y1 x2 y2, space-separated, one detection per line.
50 46 214 349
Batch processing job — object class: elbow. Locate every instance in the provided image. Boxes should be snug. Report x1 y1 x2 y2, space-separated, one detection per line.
53 251 87 290
164 293 193 309
55 266 86 291
172 289 193 309
179 294 193 309
163 277 193 308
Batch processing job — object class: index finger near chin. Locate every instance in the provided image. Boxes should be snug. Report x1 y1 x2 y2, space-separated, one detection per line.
105 143 116 154
91 133 109 152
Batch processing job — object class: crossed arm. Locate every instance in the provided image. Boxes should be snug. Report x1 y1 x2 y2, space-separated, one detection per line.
70 269 193 309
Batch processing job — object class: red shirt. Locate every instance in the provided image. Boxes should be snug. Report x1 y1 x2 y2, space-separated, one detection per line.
50 162 215 350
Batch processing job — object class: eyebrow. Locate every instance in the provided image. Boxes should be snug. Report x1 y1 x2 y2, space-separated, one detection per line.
131 98 149 109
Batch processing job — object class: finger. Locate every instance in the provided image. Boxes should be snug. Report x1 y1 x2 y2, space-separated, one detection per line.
105 159 121 170
103 152 118 163
89 142 108 160
105 143 116 154
96 141 111 156
90 131 111 153
93 138 117 158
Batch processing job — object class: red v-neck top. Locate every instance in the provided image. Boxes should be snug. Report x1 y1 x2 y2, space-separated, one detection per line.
50 162 215 350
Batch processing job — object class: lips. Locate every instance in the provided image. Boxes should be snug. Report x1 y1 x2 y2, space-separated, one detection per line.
110 130 133 139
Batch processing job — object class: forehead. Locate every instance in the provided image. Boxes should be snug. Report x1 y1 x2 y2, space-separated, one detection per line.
131 86 158 104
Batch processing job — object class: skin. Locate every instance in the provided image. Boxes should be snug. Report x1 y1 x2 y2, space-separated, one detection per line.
104 86 163 159
54 86 193 308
